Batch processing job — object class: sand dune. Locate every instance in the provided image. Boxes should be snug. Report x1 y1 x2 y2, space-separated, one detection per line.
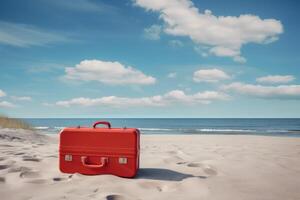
0 129 300 200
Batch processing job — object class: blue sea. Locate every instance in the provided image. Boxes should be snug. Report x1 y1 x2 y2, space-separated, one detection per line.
22 118 300 137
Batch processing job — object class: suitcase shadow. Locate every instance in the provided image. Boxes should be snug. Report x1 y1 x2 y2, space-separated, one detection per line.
137 168 207 181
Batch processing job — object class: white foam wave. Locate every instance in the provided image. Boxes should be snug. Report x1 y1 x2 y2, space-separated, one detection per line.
139 128 173 131
54 127 65 130
34 126 49 130
196 128 254 132
140 128 255 132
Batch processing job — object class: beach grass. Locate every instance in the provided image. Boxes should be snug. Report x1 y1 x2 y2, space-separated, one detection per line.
0 116 32 130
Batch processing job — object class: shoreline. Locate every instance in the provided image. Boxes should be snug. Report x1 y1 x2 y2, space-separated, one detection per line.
46 132 300 138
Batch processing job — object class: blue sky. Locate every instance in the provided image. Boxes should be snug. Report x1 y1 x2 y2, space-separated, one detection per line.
0 0 300 118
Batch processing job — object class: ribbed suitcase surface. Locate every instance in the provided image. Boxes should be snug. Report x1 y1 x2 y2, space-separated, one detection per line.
59 121 140 178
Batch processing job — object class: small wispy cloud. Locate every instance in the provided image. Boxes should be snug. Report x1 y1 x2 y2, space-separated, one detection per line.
222 82 300 99
256 75 295 84
144 25 162 40
193 68 231 83
0 89 29 107
11 96 32 101
0 21 71 47
0 101 15 108
55 90 229 107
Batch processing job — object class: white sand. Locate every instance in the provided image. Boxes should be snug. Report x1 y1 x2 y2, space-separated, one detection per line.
0 129 300 200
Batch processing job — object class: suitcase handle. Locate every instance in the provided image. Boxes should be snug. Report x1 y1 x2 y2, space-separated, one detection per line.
93 121 111 129
81 156 108 168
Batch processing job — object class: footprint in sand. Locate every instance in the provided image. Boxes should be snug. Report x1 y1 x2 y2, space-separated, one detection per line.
53 177 68 182
19 170 40 179
187 162 202 167
46 155 58 158
167 150 177 155
0 164 9 170
139 181 163 192
0 177 5 183
14 152 25 156
106 194 137 200
22 156 41 162
8 166 31 173
0 157 6 161
187 162 218 176
0 144 13 147
26 179 47 184
203 167 218 176
3 151 14 155
93 188 99 193
176 161 188 165
106 194 126 200
163 155 184 164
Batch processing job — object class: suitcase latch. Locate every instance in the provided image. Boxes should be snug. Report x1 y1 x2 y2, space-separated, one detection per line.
118 157 127 164
65 154 72 161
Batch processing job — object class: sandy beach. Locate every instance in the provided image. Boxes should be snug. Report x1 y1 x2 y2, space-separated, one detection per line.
0 129 300 200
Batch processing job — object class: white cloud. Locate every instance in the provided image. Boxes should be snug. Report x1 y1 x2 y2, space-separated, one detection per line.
256 75 295 84
0 89 6 97
11 96 32 101
134 0 283 62
222 82 300 99
0 21 70 47
167 72 177 78
209 46 247 63
193 68 230 83
0 101 15 108
56 96 164 107
144 25 162 40
64 59 156 85
55 90 229 107
165 90 229 104
209 46 239 57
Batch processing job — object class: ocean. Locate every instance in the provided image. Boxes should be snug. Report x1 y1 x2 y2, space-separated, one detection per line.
22 118 300 137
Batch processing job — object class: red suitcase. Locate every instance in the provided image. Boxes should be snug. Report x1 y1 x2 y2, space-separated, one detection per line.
59 121 140 178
